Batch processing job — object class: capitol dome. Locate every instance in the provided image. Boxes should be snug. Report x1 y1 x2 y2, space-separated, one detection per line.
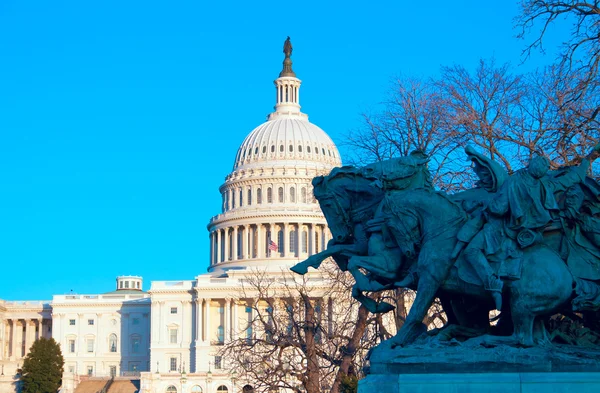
207 38 341 273
233 118 340 171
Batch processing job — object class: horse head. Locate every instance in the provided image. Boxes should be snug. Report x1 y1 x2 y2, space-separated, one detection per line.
313 167 385 244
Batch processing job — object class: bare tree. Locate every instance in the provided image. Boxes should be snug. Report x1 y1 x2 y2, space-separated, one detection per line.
517 1 600 87
344 76 467 192
218 264 387 393
516 1 600 143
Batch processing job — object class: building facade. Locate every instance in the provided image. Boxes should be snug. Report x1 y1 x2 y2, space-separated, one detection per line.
0 39 341 393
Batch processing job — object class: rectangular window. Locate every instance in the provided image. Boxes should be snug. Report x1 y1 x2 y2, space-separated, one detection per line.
88 319 94 325
170 357 177 372
69 319 76 326
215 355 222 369
68 365 75 373
125 281 129 288
69 340 75 353
87 366 93 376
132 318 140 325
132 337 140 353
87 339 94 353
170 307 178 314
170 328 177 344
109 366 116 378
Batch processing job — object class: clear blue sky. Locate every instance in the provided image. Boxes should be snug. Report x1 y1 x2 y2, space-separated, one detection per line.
0 1 568 300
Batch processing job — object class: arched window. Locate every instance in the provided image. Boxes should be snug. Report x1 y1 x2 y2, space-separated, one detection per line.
232 191 236 208
315 146 319 154
289 144 293 152
247 189 252 205
298 145 302 152
217 386 228 393
262 146 266 154
307 146 311 153
301 187 307 203
322 148 326 155
279 145 284 152
289 230 296 253
302 230 308 253
271 145 275 153
191 387 203 393
290 187 296 203
254 147 258 155
242 385 254 393
109 334 117 353
166 386 177 393
278 187 284 203
267 188 273 203
239 189 243 207
257 188 262 204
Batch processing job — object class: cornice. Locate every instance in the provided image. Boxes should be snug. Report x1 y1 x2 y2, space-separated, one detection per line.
51 302 150 308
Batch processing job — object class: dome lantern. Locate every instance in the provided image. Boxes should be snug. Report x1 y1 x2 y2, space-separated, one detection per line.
269 37 305 121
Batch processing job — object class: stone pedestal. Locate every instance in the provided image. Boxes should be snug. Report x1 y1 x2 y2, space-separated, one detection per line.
359 372 600 393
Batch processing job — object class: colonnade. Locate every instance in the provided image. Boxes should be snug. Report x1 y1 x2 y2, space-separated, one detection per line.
193 296 335 347
209 223 331 266
2 318 50 360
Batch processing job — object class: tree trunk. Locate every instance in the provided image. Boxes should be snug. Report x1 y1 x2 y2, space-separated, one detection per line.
303 296 321 393
330 304 369 393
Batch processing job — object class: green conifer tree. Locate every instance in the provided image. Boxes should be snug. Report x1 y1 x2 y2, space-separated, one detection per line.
20 337 64 393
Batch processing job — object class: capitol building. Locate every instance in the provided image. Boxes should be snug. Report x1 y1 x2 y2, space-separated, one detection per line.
0 39 342 393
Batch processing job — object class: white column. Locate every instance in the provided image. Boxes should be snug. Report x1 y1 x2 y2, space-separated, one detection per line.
309 224 315 255
209 232 214 266
244 225 250 259
14 320 22 358
257 224 264 259
232 301 239 340
216 230 222 263
296 224 301 257
11 320 17 359
283 223 289 257
233 226 238 261
195 299 202 342
24 320 32 356
204 299 212 343
224 298 231 342
224 228 230 261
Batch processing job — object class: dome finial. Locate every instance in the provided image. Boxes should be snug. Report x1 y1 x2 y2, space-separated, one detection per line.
279 36 296 77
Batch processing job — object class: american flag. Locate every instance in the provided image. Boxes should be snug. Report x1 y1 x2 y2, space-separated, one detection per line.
268 240 278 251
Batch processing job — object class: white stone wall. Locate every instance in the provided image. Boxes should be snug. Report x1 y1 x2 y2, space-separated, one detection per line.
51 292 151 376
149 281 196 374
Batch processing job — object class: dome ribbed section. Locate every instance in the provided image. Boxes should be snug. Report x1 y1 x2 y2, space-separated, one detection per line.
233 118 341 171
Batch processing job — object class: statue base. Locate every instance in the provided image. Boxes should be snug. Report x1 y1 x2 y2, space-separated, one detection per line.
368 340 600 374
360 341 600 392
359 372 600 393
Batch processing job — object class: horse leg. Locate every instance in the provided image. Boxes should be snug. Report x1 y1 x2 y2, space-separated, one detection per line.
389 270 440 347
532 318 550 345
351 285 394 314
512 310 535 347
291 244 356 275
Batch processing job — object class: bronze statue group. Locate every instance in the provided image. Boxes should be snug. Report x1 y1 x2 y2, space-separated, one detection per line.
292 144 600 349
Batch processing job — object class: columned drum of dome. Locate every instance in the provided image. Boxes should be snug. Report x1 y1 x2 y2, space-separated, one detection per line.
206 38 341 273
